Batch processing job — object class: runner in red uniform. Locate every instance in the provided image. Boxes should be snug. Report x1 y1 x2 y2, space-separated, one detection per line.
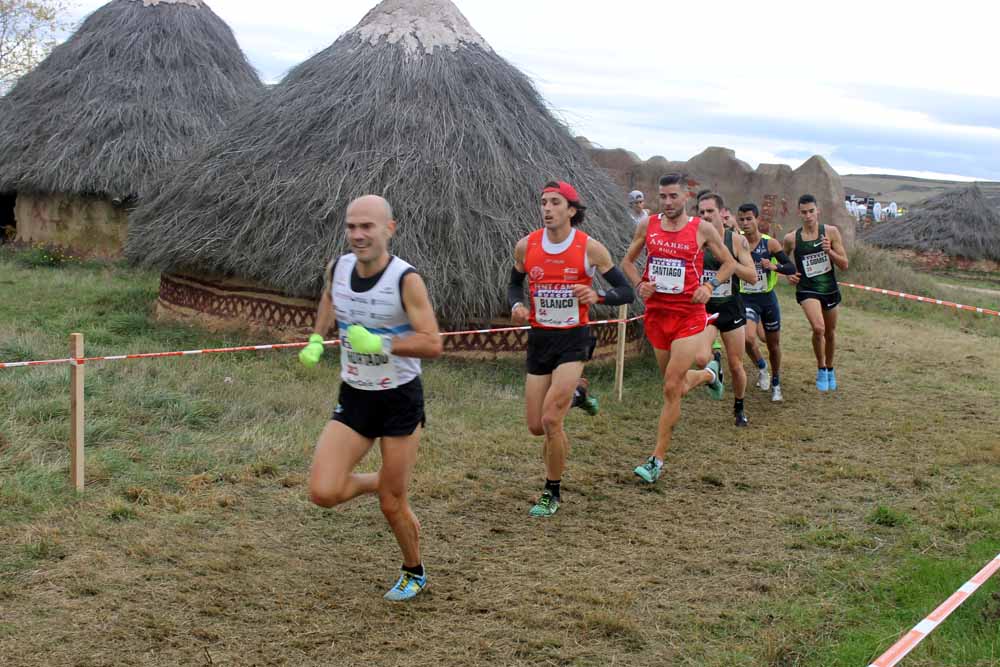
508 181 634 516
621 173 738 483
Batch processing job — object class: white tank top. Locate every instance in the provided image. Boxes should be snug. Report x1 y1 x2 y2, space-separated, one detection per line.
330 254 421 391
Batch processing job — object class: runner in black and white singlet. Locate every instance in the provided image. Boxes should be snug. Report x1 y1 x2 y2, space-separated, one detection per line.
737 203 796 402
782 194 850 392
300 195 443 602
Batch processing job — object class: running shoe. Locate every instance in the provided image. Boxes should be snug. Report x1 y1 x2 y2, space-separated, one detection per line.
571 380 600 416
734 411 749 427
771 384 783 402
633 456 661 484
816 368 829 392
757 367 771 391
712 339 723 354
383 570 428 602
827 369 837 391
707 358 724 400
529 490 560 517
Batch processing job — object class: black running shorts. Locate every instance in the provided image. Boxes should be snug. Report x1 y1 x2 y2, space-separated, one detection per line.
705 298 746 333
743 291 781 332
526 326 595 376
332 377 425 440
796 289 842 311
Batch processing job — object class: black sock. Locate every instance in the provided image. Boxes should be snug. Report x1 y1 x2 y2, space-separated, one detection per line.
772 374 780 386
734 398 745 413
545 479 561 499
827 367 834 373
403 563 424 577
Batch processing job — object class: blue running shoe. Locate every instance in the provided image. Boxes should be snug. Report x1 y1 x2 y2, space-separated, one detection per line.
816 368 829 392
384 570 428 602
828 369 837 390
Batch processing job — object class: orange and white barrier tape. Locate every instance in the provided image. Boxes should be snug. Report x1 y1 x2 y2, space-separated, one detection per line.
0 316 646 370
868 553 1000 667
842 282 1000 318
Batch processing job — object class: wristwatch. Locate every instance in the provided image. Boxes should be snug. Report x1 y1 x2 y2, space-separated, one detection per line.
707 277 722 289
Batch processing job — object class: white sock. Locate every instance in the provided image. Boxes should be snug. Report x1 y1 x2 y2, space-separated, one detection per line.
654 458 664 468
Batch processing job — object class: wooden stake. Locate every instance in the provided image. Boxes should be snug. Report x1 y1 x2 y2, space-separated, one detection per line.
70 333 85 492
615 305 627 402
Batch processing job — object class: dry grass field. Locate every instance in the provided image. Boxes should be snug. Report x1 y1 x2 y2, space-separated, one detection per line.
1 251 998 666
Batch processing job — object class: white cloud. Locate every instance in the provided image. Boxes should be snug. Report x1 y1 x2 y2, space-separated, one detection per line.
62 0 1000 179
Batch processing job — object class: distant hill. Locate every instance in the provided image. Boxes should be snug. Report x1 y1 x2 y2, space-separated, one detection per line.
842 174 1000 208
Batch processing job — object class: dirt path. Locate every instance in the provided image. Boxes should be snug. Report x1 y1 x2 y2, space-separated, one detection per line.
935 281 1000 300
2 298 999 666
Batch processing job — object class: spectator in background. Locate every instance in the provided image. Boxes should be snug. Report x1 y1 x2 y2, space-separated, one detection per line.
628 190 650 225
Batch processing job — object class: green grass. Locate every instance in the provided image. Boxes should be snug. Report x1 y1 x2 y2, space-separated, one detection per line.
0 246 999 666
839 243 1000 337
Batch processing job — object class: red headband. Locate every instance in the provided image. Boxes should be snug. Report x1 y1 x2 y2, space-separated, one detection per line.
542 181 581 205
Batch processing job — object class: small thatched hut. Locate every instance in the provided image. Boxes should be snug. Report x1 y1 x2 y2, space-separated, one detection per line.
862 185 1000 264
0 0 263 257
128 0 638 353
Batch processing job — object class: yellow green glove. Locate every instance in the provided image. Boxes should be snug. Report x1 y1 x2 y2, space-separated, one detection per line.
347 325 385 355
298 333 325 368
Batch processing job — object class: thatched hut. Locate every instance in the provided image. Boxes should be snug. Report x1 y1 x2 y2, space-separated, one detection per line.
862 185 1000 266
0 0 263 257
128 0 638 354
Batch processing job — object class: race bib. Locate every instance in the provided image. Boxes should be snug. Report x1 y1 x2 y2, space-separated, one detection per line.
341 341 399 391
743 267 768 294
532 285 580 328
702 269 732 298
802 251 832 278
649 257 686 294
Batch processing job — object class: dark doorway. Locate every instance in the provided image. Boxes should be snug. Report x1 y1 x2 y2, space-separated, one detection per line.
0 192 15 242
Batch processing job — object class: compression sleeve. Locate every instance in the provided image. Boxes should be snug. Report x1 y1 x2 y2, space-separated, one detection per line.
599 267 636 306
770 250 797 276
508 267 526 309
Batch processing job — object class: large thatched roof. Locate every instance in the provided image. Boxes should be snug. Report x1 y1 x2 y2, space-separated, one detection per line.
0 0 263 200
862 185 1000 262
126 0 632 323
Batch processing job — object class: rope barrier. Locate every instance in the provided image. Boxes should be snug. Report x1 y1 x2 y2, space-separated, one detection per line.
841 282 1000 318
868 553 1000 667
0 315 647 370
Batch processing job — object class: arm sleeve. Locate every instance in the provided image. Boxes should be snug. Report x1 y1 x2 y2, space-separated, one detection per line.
507 267 526 309
599 267 636 306
770 250 797 276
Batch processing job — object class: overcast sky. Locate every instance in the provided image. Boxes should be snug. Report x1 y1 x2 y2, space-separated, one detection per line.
67 0 1000 181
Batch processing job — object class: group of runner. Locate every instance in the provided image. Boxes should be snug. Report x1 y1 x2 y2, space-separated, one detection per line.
298 175 849 601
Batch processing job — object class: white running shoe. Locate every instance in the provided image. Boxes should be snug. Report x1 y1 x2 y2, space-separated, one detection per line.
757 368 771 391
771 384 783 402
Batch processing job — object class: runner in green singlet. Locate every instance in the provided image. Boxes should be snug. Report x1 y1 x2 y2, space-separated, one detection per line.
698 193 758 426
782 194 849 392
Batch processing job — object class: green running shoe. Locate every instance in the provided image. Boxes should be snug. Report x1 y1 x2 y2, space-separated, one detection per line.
633 456 662 484
707 358 724 400
529 490 560 517
580 395 600 416
712 338 723 353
